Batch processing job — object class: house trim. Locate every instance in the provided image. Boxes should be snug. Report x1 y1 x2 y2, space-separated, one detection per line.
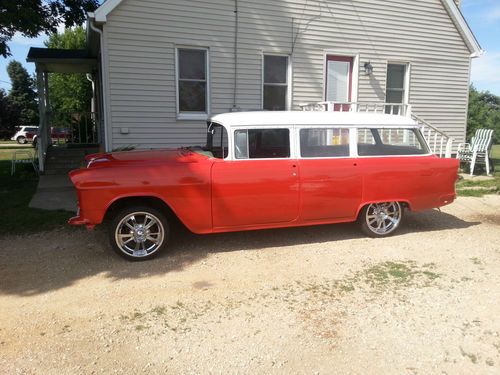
441 0 483 57
92 0 483 57
94 0 122 22
88 13 112 151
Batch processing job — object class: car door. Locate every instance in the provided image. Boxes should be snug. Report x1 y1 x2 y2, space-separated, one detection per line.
211 128 299 229
298 127 362 221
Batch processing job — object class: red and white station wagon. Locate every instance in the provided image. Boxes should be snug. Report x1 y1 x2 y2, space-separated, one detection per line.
69 111 459 260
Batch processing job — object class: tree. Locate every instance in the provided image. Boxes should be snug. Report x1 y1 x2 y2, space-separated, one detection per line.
467 85 500 144
0 89 21 140
44 27 92 113
0 0 99 58
7 60 38 125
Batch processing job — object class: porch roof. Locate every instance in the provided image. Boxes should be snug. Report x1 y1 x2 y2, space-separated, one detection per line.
27 47 97 73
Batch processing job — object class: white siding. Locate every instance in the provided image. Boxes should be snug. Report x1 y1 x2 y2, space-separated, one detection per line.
103 0 472 149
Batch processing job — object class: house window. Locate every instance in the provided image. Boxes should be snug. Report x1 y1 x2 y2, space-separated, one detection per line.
263 55 289 110
176 48 208 117
385 63 408 114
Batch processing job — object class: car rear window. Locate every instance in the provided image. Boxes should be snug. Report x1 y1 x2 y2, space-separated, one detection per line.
235 128 290 159
300 128 350 157
357 128 429 156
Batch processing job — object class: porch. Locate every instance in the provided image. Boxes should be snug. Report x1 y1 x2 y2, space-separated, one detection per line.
26 47 103 173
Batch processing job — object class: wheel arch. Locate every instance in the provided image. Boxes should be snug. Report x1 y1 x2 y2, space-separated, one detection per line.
355 199 412 219
103 195 187 230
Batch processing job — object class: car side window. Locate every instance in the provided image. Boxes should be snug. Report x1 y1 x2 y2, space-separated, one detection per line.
300 128 350 157
357 128 429 156
234 128 290 159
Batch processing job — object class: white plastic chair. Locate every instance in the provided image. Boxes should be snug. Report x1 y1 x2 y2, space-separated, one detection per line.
456 128 494 176
11 150 38 176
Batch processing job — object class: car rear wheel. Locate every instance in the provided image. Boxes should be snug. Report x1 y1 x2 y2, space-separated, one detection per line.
359 201 403 237
109 206 169 261
17 136 26 144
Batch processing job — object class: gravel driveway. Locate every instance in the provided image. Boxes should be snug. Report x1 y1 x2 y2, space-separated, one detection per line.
1 196 499 374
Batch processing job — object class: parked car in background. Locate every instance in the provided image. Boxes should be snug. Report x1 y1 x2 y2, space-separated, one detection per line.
11 126 39 144
69 111 459 261
32 127 71 147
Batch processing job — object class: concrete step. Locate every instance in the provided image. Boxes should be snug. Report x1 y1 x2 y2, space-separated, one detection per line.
44 167 80 175
46 159 84 166
44 147 99 175
45 160 84 166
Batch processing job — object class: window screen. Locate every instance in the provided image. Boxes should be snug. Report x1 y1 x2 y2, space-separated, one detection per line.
357 128 428 156
177 48 208 113
235 128 290 159
263 55 288 111
300 128 350 157
326 60 349 102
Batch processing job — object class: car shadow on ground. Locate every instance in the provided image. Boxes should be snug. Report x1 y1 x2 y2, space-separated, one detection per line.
0 209 480 296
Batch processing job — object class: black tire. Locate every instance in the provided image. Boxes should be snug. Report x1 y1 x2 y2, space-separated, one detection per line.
32 138 37 148
358 201 403 238
109 205 170 261
17 136 26 144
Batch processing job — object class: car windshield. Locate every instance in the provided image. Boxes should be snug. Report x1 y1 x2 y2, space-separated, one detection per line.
205 122 228 159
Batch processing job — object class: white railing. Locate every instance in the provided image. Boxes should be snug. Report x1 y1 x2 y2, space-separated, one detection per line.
299 101 411 117
411 114 453 158
298 101 454 158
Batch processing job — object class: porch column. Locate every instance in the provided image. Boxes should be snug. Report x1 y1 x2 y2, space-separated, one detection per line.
36 69 46 172
43 72 50 146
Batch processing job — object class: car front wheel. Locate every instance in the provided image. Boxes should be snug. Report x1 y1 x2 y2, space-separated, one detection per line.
109 206 169 261
17 136 26 144
359 201 403 237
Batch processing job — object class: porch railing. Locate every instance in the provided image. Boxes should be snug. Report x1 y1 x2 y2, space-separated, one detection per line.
299 101 411 116
49 111 99 145
411 114 453 158
298 101 454 158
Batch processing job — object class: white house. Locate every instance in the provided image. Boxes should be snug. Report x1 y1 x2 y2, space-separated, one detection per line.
28 0 481 171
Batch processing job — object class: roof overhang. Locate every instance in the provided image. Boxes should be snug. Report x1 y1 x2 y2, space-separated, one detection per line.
441 0 483 57
27 47 97 73
94 0 122 22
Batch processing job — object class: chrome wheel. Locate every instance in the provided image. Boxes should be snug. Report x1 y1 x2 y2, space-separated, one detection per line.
114 211 165 258
364 202 402 235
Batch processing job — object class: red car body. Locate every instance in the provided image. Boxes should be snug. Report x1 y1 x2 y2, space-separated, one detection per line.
69 145 458 233
68 111 459 260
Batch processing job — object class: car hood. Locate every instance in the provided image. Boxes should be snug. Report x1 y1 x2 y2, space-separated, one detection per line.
84 148 209 169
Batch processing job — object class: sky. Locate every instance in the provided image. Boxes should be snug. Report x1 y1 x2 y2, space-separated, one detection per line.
0 0 499 95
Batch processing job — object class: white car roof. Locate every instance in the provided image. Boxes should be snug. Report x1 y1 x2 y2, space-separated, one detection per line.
210 111 418 128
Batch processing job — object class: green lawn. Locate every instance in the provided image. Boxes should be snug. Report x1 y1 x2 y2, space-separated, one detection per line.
0 146 72 236
456 145 500 197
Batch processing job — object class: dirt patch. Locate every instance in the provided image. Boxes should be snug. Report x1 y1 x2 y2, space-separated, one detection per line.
1 196 500 374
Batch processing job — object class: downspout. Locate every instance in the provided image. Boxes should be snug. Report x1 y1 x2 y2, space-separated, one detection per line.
231 0 240 111
86 73 98 143
88 14 110 151
86 74 96 114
